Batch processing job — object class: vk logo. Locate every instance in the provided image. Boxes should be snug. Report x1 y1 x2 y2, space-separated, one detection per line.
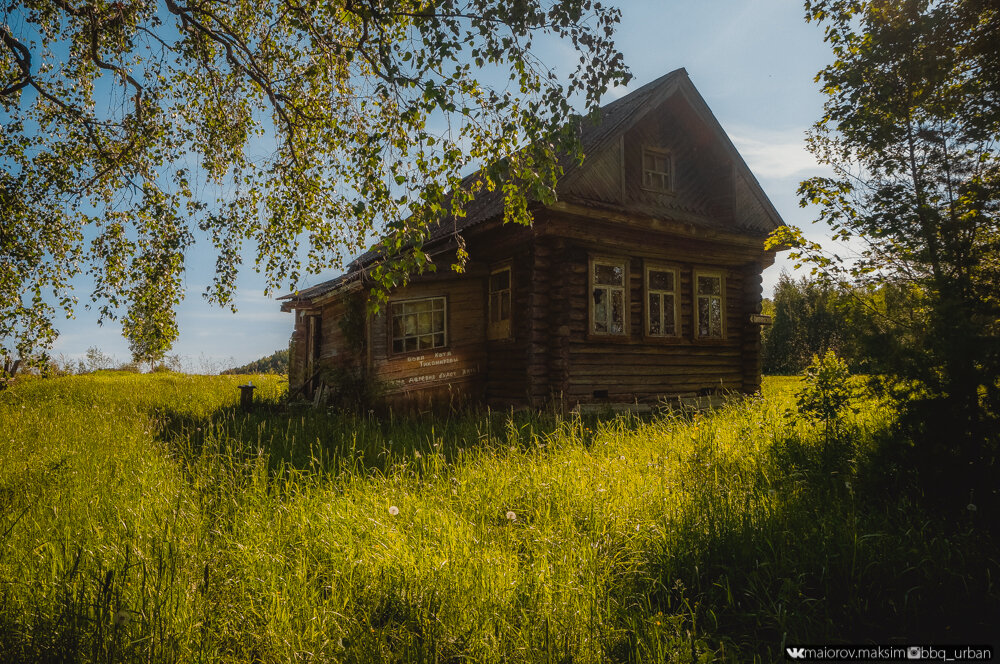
786 647 807 659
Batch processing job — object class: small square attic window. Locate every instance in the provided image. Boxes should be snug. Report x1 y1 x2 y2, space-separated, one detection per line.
642 147 673 193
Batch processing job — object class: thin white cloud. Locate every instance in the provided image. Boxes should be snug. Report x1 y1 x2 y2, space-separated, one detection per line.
729 127 826 180
604 83 632 101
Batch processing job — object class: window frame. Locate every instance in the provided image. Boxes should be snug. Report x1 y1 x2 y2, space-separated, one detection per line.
588 255 629 337
487 263 513 341
693 271 726 340
643 262 680 339
640 146 674 194
388 295 448 355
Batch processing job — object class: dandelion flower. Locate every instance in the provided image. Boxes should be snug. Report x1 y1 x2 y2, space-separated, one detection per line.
506 511 517 521
967 503 977 512
388 506 399 516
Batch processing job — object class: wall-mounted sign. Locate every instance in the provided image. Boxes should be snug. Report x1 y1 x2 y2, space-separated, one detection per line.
749 314 772 325
380 349 481 393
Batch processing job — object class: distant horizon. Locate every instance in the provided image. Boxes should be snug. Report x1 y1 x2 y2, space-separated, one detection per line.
46 1 837 367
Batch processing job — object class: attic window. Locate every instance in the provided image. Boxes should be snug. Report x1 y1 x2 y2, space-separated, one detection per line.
641 147 673 193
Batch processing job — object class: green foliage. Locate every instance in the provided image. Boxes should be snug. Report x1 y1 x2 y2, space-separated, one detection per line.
763 273 846 374
793 351 859 469
84 346 115 373
1 374 997 662
770 0 1000 396
222 349 289 375
797 351 853 428
769 0 1000 504
1 0 631 364
762 273 927 375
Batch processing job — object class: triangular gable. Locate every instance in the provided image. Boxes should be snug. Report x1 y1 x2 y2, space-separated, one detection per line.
559 69 784 234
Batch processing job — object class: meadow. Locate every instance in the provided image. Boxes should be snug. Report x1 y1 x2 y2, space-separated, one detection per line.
0 373 996 662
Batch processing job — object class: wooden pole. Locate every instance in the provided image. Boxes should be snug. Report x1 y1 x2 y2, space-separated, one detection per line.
238 383 256 411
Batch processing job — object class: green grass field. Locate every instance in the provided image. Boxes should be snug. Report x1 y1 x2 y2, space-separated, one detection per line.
1 373 996 662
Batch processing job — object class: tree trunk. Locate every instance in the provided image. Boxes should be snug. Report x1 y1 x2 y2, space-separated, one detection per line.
1 357 20 387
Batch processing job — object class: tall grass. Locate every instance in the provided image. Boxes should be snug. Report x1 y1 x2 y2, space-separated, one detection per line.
1 373 996 662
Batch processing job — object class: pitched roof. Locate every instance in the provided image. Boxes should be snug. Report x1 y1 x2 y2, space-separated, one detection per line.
281 68 783 305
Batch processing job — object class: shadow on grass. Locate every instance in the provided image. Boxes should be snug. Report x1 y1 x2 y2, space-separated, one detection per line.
617 423 1000 662
126 395 1000 662
149 395 577 479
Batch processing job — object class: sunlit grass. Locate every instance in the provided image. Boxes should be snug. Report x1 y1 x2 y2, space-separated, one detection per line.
0 373 996 662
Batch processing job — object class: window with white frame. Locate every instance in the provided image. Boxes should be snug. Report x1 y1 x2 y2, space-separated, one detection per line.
488 265 512 340
390 297 446 353
591 258 626 335
645 265 678 337
695 273 724 339
642 147 673 193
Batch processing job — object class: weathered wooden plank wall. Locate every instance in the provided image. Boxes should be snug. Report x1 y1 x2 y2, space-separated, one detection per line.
288 311 309 392
318 296 353 365
369 276 487 408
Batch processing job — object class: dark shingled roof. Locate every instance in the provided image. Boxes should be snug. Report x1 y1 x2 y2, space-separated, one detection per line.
281 68 782 305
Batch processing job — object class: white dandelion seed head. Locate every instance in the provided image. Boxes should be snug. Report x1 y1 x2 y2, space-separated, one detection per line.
506 511 517 521
388 506 399 516
114 609 130 626
967 503 978 512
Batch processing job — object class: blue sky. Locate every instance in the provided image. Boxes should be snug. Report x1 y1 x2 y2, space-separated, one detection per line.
49 0 835 369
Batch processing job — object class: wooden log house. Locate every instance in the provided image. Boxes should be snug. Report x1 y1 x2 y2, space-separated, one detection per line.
280 69 785 410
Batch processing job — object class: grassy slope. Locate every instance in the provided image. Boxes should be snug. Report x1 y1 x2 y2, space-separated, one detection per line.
0 373 996 663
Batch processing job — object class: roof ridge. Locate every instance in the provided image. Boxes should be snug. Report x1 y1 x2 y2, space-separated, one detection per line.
282 67 785 304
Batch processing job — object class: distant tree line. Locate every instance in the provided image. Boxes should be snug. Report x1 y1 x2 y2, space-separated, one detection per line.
222 350 289 376
761 273 926 376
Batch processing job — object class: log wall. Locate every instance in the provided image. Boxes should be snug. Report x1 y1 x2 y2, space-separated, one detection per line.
369 276 487 410
482 249 533 406
528 210 772 407
290 212 773 410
